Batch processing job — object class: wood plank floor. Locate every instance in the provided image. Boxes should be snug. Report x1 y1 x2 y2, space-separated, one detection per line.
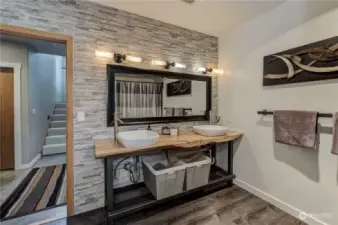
1 205 67 225
45 186 307 225
0 169 31 205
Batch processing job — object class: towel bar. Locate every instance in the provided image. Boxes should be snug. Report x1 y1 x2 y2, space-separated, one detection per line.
257 110 332 118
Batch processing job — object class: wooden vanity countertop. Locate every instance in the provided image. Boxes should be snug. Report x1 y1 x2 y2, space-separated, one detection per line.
94 131 243 158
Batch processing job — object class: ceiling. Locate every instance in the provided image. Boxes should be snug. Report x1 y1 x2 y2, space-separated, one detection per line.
0 34 66 56
89 0 284 36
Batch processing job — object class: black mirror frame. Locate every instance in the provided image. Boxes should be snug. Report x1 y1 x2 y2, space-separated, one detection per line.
107 64 212 126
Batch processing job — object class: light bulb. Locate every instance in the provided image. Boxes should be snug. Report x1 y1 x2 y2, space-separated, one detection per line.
212 69 224 75
95 51 114 58
125 55 142 63
197 67 207 73
151 60 167 66
174 62 186 69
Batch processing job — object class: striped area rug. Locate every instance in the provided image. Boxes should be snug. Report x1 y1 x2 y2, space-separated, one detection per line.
0 164 66 220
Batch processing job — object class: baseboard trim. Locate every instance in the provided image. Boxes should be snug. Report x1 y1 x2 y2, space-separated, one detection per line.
234 179 329 225
19 153 41 170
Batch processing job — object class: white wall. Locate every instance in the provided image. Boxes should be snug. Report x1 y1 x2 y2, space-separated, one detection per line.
0 41 31 164
218 1 338 225
163 79 207 115
28 52 57 162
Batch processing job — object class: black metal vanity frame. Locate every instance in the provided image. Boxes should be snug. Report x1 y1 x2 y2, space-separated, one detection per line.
107 64 212 126
104 142 235 225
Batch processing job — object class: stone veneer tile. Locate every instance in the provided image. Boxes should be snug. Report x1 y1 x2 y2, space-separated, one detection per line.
1 0 218 214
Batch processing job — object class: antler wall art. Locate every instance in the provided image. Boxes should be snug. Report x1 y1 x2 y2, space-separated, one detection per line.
263 36 338 86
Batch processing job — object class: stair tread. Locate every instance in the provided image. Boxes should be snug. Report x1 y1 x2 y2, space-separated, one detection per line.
44 143 66 147
43 143 66 155
46 135 66 138
48 127 66 130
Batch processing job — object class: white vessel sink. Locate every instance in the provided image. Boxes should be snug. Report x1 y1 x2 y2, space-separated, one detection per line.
193 125 229 137
117 130 160 148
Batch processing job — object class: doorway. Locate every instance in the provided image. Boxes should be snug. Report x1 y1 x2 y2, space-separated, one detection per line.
0 24 74 221
0 68 15 170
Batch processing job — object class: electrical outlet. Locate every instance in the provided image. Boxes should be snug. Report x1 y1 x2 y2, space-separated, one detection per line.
77 111 85 121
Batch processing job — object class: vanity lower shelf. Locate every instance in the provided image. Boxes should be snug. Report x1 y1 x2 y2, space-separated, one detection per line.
101 133 242 224
108 166 235 220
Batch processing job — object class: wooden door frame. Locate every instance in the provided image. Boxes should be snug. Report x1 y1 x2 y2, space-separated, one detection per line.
0 62 22 170
0 24 75 216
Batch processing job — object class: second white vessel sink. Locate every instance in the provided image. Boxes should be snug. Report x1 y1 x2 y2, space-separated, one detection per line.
117 130 160 148
193 125 229 137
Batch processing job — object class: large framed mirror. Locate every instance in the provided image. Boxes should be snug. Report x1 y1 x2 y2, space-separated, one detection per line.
107 65 212 126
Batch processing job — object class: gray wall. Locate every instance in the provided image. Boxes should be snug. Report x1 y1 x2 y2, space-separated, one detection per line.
28 52 57 162
1 0 218 214
55 56 66 103
0 41 31 164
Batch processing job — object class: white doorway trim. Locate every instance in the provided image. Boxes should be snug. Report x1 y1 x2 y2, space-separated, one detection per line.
0 62 22 170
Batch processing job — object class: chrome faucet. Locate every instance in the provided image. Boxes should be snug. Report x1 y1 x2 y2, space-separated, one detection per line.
209 111 220 125
114 112 124 140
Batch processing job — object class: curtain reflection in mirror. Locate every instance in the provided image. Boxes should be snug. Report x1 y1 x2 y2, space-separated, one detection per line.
116 81 163 118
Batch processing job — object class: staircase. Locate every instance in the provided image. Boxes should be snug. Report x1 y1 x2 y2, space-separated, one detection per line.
43 103 66 156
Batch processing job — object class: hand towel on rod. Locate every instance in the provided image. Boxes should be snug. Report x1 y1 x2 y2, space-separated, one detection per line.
273 110 318 148
164 107 174 117
331 112 338 155
174 108 184 116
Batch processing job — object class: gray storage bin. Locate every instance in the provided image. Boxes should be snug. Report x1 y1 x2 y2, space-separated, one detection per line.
169 152 211 190
142 153 186 200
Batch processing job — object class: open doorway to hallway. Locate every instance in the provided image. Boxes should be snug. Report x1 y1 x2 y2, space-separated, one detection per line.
0 34 67 224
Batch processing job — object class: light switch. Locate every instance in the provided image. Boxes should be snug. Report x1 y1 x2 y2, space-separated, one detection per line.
32 109 36 115
77 111 85 121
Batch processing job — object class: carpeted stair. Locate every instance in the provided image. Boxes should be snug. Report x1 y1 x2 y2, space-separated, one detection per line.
43 103 66 156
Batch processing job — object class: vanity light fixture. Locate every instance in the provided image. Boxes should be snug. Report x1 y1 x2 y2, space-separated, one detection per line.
125 55 143 63
95 51 113 58
114 53 143 63
95 51 142 63
212 69 224 75
198 67 224 75
172 62 187 69
197 67 211 74
151 60 186 69
151 59 168 66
